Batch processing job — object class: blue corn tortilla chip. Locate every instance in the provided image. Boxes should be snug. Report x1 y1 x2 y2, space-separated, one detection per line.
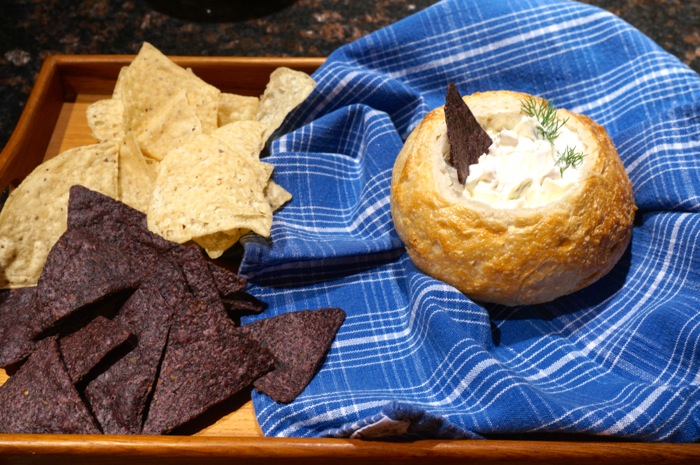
445 83 493 184
208 262 247 297
142 299 274 435
36 228 141 332
0 337 101 434
66 186 177 292
84 270 185 435
167 241 261 321
209 262 266 319
223 292 266 319
67 185 175 261
241 308 346 403
68 187 181 281
169 244 230 311
59 315 132 384
0 287 40 368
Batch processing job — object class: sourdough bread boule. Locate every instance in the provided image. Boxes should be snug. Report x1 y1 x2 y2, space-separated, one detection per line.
390 90 636 306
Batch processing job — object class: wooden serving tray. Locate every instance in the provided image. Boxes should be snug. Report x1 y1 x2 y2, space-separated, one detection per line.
1 54 699 464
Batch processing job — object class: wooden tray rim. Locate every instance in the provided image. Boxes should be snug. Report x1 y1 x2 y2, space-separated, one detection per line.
0 433 698 464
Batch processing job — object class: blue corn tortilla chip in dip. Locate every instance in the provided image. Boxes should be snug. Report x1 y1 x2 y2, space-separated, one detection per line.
444 82 493 184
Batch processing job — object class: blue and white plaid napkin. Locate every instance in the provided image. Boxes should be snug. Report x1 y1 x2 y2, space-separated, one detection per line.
239 0 700 442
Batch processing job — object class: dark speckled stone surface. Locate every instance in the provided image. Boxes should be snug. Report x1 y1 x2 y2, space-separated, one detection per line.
1 0 698 152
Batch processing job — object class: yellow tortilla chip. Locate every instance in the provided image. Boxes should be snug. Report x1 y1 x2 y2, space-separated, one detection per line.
134 88 202 161
144 157 160 179
112 66 128 100
192 229 249 259
147 134 274 244
257 67 315 142
119 42 220 135
118 133 156 212
212 120 265 159
191 177 290 259
265 180 292 212
218 93 259 126
86 98 125 143
0 143 119 288
191 179 290 259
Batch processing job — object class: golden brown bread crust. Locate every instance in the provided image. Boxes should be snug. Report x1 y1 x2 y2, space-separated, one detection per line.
390 90 636 305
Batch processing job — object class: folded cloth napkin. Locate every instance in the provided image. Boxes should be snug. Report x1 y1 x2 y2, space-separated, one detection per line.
239 0 700 442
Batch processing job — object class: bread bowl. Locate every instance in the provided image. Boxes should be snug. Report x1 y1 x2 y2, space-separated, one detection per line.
390 89 636 306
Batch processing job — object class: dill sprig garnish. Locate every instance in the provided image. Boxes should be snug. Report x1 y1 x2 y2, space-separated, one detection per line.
521 96 586 175
556 146 585 176
521 96 568 144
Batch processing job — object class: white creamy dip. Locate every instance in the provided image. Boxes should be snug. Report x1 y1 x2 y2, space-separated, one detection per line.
443 113 583 209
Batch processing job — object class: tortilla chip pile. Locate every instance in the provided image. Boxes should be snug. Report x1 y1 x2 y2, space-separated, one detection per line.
0 42 316 289
0 186 345 435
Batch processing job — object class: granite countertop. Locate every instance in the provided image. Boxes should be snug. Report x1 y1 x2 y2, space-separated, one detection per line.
1 0 698 152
